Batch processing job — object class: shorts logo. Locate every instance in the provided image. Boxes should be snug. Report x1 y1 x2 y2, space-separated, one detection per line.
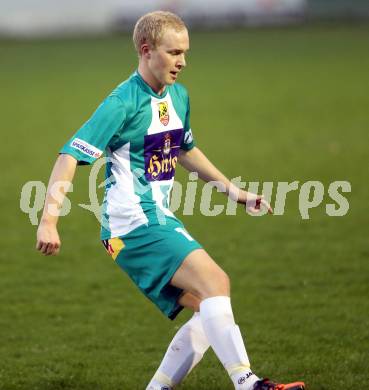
144 128 183 181
102 238 125 261
158 101 169 126
184 129 193 144
71 138 102 159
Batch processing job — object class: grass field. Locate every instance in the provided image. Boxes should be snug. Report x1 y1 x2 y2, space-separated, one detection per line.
0 24 368 389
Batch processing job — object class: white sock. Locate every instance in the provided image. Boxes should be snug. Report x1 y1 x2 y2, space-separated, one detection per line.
146 312 210 389
200 296 259 390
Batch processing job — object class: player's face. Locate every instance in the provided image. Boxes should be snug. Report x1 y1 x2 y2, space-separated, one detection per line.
148 27 189 88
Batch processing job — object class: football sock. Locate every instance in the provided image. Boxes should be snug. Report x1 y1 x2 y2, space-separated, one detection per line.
146 312 210 389
199 296 259 390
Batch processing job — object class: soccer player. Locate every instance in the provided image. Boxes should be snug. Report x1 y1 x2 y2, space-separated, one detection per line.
36 11 305 390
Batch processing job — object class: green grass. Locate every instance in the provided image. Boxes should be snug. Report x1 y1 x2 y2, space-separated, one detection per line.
1 24 368 389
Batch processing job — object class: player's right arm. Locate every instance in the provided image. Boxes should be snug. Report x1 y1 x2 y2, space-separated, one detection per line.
36 94 126 256
36 153 77 256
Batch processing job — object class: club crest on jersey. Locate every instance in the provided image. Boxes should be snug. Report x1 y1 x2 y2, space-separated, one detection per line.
158 101 169 126
144 128 183 181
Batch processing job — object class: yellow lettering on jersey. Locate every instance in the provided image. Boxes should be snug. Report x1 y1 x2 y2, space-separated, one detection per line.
147 154 178 180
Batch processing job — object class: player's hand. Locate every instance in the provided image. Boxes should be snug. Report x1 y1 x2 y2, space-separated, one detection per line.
36 221 61 256
239 190 273 215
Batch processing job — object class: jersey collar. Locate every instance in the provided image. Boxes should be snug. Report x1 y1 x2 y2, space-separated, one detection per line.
133 70 169 99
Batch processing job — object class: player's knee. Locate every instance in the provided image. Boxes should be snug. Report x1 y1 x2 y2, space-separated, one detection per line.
199 269 230 299
219 270 231 295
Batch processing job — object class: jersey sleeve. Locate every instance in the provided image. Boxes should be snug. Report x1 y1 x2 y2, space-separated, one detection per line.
60 95 126 165
180 95 195 151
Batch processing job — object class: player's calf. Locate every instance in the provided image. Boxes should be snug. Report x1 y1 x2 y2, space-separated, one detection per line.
146 312 209 389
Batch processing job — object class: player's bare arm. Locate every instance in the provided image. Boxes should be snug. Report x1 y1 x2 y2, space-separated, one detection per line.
179 146 273 214
36 154 77 256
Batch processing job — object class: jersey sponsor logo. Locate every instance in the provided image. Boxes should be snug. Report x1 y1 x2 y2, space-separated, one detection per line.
184 129 193 144
71 138 102 159
158 101 169 126
144 129 183 181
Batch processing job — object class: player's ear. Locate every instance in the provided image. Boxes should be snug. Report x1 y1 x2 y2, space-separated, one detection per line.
141 43 151 59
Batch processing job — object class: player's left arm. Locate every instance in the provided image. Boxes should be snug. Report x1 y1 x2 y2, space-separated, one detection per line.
178 146 273 214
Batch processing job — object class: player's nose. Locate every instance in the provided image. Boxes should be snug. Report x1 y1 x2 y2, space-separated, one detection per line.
177 53 186 68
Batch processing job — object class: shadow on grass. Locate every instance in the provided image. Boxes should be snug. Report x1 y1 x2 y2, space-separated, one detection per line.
26 378 103 390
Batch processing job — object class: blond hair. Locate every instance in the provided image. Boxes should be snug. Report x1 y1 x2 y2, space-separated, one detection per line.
133 11 187 55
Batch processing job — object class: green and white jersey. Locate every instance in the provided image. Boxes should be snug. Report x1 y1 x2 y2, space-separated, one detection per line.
60 71 195 240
